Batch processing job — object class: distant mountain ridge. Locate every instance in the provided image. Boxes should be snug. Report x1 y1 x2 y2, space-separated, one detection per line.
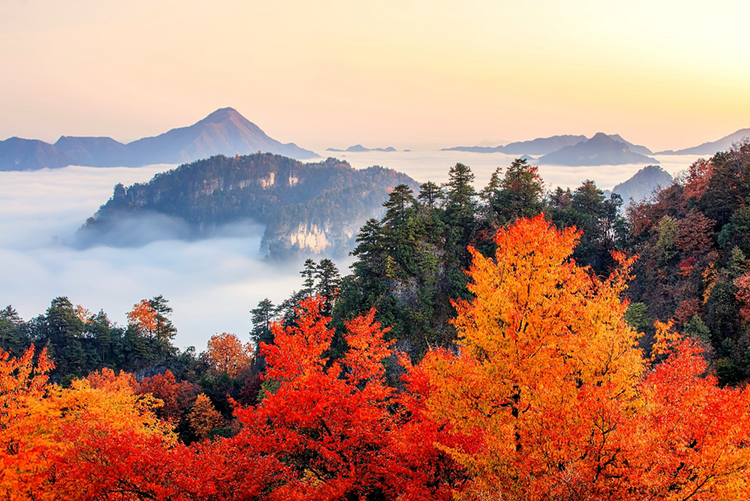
537 133 658 166
77 153 418 258
0 108 317 171
326 144 397 153
657 128 750 156
443 135 586 155
443 133 654 164
0 138 76 171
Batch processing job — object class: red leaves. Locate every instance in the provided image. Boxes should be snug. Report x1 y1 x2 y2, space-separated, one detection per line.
177 298 464 499
6 217 750 499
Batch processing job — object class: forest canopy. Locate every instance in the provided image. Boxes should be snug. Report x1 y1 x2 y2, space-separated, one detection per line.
4 144 750 499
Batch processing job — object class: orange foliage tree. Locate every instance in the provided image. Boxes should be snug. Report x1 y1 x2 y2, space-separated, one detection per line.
0 346 54 497
187 393 225 440
174 298 468 500
421 215 750 500
629 324 750 498
204 332 253 378
126 299 158 335
0 348 179 500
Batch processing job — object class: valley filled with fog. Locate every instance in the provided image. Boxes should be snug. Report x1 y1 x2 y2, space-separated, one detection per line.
0 151 698 349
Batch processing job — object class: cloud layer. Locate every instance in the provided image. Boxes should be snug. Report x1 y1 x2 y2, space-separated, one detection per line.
0 153 696 349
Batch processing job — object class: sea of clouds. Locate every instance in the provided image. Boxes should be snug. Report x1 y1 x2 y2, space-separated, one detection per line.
0 151 699 350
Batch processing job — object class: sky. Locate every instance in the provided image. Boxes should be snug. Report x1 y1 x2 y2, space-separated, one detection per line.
1 0 749 152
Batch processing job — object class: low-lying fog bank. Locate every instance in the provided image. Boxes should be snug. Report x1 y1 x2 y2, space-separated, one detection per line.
321 149 697 189
0 152 698 349
0 165 316 349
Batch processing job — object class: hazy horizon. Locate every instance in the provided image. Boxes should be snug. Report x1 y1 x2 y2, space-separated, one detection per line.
2 1 750 154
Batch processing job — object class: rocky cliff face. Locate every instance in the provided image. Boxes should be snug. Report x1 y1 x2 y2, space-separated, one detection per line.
78 153 419 258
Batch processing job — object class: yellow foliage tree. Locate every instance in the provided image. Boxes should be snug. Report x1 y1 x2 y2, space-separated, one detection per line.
188 393 224 440
421 215 645 499
0 347 176 499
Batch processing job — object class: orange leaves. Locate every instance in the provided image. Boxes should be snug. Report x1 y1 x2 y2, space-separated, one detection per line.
0 347 54 498
126 298 158 335
263 297 334 383
342 308 392 386
0 347 177 500
188 394 224 440
204 332 253 378
635 333 750 499
423 215 646 499
420 215 750 499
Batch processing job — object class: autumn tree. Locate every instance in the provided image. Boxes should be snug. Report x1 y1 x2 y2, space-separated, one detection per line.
127 299 158 335
139 369 200 423
127 295 176 341
178 298 466 500
204 332 253 378
626 326 750 499
0 348 178 499
420 215 750 499
188 393 225 441
421 215 645 499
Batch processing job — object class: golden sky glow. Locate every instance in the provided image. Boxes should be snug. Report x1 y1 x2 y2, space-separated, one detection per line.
1 0 749 152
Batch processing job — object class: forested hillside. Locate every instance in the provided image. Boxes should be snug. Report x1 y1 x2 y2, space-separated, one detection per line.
78 153 419 257
4 145 750 499
626 140 750 383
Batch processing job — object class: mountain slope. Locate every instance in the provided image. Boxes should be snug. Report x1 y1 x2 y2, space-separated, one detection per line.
607 134 653 155
0 108 317 171
538 133 659 166
124 107 317 164
443 134 586 155
657 128 750 156
502 135 588 155
612 165 673 205
54 136 131 167
0 137 76 171
77 153 418 258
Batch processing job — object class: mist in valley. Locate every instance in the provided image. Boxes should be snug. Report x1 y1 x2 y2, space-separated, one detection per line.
0 151 698 349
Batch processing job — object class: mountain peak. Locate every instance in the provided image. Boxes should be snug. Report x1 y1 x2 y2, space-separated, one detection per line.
589 132 616 143
538 133 658 166
199 107 246 125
